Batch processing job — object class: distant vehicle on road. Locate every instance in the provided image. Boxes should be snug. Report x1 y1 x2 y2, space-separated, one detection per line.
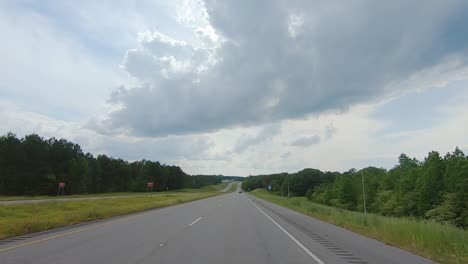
238 191 242 193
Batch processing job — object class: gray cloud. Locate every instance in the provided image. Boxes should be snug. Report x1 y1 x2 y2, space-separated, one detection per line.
325 124 337 139
234 123 281 153
101 0 468 137
291 135 321 147
90 135 215 163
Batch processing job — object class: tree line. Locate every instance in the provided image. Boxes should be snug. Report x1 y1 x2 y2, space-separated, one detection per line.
0 133 222 195
242 149 467 228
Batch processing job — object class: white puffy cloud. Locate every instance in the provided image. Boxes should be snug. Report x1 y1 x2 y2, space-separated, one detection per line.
121 30 213 82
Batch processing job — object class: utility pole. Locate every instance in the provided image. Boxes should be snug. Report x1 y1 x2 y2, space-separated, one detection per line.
287 178 290 198
361 171 367 214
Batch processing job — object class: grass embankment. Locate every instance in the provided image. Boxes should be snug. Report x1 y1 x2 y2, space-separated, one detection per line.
0 185 226 240
250 189 467 264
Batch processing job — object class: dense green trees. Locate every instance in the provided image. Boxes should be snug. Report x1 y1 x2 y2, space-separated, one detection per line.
242 148 467 228
0 133 221 195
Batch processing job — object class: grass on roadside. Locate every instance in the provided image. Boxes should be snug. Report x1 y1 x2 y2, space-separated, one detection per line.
250 189 467 264
0 192 150 201
0 182 230 201
0 191 221 240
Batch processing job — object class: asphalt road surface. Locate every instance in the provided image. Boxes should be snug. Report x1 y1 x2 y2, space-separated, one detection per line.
0 184 435 264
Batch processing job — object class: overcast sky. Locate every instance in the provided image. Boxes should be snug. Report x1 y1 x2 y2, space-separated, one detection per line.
1 0 468 176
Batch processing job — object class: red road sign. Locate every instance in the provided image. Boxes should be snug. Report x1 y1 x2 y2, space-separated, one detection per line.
59 182 65 188
147 182 154 188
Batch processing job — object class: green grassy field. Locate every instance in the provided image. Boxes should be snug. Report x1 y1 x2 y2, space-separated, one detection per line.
0 184 228 240
250 189 467 264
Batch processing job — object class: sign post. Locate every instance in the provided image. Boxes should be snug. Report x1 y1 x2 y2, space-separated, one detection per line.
147 182 154 193
58 182 65 196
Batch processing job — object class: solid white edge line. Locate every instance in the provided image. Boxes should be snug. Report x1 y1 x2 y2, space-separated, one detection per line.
188 217 203 227
247 198 326 264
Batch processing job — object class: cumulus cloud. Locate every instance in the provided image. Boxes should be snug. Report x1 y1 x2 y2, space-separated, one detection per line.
97 0 468 137
291 135 321 147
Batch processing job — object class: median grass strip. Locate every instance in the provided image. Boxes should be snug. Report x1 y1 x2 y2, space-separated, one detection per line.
0 192 153 201
176 182 230 193
0 182 231 202
250 189 467 264
227 182 238 192
0 191 220 240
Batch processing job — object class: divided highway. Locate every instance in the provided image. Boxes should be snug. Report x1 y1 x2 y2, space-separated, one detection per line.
0 183 435 264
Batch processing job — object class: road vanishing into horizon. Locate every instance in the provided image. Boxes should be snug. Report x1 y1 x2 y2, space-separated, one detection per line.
0 182 435 264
